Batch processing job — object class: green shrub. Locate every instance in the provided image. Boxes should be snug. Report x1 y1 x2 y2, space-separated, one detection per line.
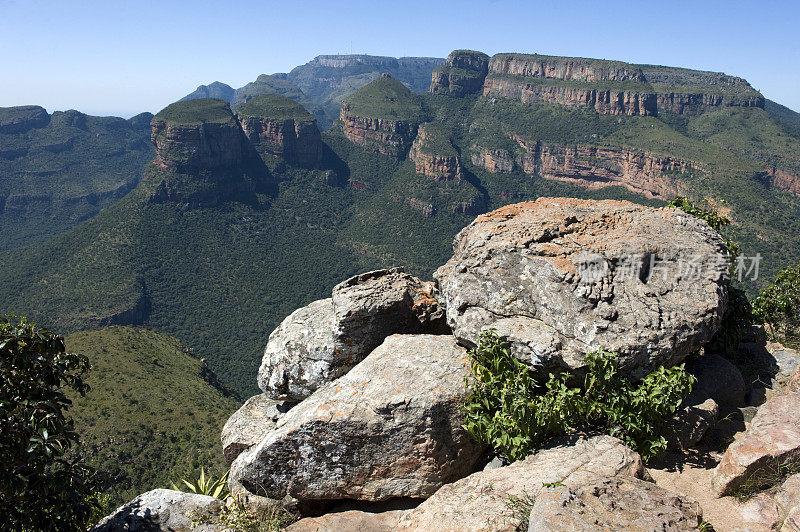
461 330 694 462
0 316 99 531
753 264 800 345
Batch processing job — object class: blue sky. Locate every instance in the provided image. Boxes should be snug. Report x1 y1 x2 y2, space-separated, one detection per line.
1 0 798 117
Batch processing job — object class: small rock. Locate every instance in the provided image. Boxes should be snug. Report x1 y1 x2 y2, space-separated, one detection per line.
775 474 800 523
235 335 484 502
396 435 645 531
221 394 292 464
527 478 701 531
739 493 781 530
258 268 447 401
286 509 407 532
688 353 746 410
712 391 800 496
91 489 223 532
665 390 719 451
783 506 800 531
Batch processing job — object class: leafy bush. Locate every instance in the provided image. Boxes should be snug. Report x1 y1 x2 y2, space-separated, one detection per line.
461 330 694 462
0 316 98 531
753 264 800 345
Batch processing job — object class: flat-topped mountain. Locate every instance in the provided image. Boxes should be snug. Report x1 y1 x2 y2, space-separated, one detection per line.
236 94 323 167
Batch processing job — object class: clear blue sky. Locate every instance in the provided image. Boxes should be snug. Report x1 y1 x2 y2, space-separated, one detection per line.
1 0 798 117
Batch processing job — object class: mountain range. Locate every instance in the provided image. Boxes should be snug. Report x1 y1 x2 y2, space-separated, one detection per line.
2 50 800 402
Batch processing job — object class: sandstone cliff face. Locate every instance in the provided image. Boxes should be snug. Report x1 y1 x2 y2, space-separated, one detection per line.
483 76 657 116
482 53 765 116
764 166 800 198
472 136 694 199
430 50 490 97
238 115 322 167
657 92 765 115
488 54 646 83
150 118 247 171
340 103 419 158
408 123 462 181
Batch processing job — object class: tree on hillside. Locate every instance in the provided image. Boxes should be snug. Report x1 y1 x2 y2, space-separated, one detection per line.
0 316 98 531
753 264 800 345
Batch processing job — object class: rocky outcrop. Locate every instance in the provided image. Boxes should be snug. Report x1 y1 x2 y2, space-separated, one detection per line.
396 435 646 531
430 50 490 96
340 106 419 158
150 101 247 172
91 489 223 532
221 394 291 465
434 198 729 379
408 123 462 181
0 105 50 133
233 334 485 502
287 508 407 532
712 390 800 496
526 478 702 531
238 115 322 167
258 268 446 401
483 76 657 116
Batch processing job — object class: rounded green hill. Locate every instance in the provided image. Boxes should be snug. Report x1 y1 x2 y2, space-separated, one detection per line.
236 93 316 122
153 98 235 125
342 74 424 121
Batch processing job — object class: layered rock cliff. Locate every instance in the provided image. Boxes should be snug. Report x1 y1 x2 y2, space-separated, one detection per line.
408 123 462 181
763 166 800 198
479 53 764 116
472 137 695 199
483 76 657 116
339 75 424 158
150 99 247 172
430 50 490 97
236 94 323 167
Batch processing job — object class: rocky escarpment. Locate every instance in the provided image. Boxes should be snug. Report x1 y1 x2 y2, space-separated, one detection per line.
408 123 462 181
430 50 490 97
481 52 764 116
339 75 423 158
0 105 50 133
435 197 729 379
763 166 800 198
483 75 657 116
471 137 695 199
236 94 323 167
150 99 247 172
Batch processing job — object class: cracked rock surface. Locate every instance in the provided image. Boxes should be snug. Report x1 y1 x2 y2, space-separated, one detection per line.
434 197 729 378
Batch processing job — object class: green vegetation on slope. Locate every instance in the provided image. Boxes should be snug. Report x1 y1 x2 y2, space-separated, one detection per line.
153 98 236 125
65 326 240 505
342 75 425 121
236 93 316 122
0 107 153 251
230 74 323 122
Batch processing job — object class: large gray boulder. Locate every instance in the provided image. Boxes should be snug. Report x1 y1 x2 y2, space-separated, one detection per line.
687 353 746 410
233 334 484 502
221 394 291 465
527 478 702 531
434 198 729 378
91 489 223 532
396 435 646 531
258 268 447 400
